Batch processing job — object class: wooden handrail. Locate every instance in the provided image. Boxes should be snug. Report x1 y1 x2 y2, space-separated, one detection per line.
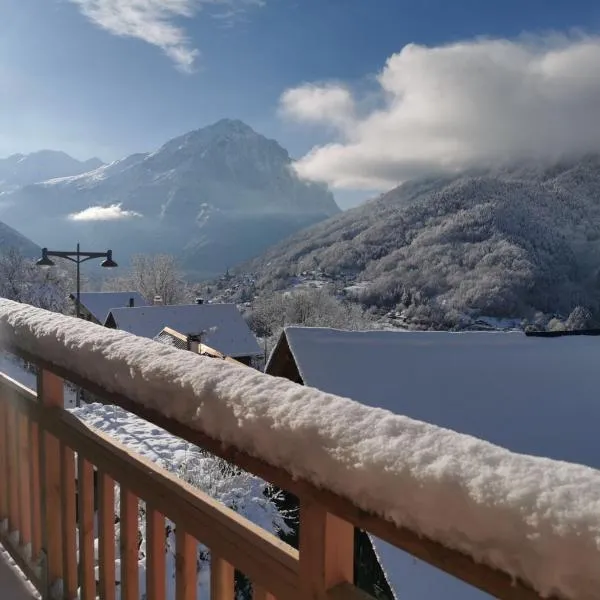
0 359 557 600
0 297 577 600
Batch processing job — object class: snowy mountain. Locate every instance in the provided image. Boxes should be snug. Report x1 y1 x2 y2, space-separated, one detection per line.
0 150 103 191
0 120 338 278
246 156 600 321
0 220 40 257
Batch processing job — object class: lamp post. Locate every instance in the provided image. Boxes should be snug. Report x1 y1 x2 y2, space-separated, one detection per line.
36 243 118 319
36 243 117 408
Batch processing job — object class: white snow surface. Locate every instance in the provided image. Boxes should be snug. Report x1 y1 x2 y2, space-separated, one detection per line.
106 303 262 358
1 301 600 599
75 291 149 324
279 326 600 599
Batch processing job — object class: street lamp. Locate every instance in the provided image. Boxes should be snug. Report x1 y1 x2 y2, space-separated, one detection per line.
36 243 118 319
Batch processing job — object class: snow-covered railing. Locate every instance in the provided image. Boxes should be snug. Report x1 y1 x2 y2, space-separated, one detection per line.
0 299 597 600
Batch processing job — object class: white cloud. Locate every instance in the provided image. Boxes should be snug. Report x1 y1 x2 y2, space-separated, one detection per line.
280 84 355 128
280 34 600 190
68 204 142 221
69 0 265 72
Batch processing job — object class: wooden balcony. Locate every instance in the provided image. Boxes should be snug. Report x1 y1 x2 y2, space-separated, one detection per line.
0 300 590 599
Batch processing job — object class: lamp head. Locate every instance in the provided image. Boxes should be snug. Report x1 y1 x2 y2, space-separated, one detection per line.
35 248 55 268
100 250 118 268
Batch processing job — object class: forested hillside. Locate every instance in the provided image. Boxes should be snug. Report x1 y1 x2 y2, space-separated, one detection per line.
246 157 600 323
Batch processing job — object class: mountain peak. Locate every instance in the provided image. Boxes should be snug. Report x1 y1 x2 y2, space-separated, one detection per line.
208 118 255 135
0 150 105 189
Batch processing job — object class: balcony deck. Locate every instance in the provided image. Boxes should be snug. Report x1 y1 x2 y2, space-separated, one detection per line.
0 546 39 600
0 298 596 600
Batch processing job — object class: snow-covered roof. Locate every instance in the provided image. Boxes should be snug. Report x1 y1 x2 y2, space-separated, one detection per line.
106 303 262 358
72 291 148 324
275 326 600 600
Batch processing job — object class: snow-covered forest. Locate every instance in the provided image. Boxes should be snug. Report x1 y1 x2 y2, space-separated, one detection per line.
244 157 600 329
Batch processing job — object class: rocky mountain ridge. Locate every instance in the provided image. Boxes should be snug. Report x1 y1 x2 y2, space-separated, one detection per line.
0 120 339 278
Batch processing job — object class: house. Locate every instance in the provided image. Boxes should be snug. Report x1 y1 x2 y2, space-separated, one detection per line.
154 326 246 366
267 326 600 600
104 303 262 365
71 291 148 325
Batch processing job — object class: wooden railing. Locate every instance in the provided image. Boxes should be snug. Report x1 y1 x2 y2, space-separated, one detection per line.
0 346 565 599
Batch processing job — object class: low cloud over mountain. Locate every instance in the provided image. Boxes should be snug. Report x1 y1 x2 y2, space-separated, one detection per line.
281 34 600 190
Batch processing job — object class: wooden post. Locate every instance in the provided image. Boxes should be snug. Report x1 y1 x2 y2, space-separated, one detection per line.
60 444 77 600
0 402 7 522
210 555 234 600
6 404 19 537
98 473 116 600
120 487 139 600
176 529 196 600
253 585 276 600
17 412 32 548
299 499 354 600
29 420 42 560
37 369 64 598
146 507 166 600
78 457 96 600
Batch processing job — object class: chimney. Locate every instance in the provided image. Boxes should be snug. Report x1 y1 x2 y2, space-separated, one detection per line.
195 297 204 305
129 297 135 308
153 295 164 306
187 334 201 353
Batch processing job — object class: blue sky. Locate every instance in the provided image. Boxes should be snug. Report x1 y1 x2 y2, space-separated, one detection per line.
2 0 600 205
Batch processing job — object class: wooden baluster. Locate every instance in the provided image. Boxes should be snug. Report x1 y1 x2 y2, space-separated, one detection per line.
78 457 96 600
6 404 19 538
176 528 196 600
17 411 32 550
253 585 276 600
98 473 116 600
120 486 139 600
60 444 77 600
0 401 8 523
210 555 234 600
29 420 42 561
37 369 64 595
299 499 354 600
146 507 166 600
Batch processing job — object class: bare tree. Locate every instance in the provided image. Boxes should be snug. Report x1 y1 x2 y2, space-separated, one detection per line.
247 288 373 357
0 248 73 312
103 254 190 305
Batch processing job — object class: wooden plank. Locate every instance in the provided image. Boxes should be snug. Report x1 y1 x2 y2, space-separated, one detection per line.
29 420 42 561
78 457 96 600
327 582 375 600
253 585 276 600
60 443 77 600
38 407 300 600
120 486 139 600
176 528 196 600
210 555 234 600
6 404 19 536
299 500 353 599
1 359 554 600
146 507 166 600
98 472 116 600
17 412 32 547
0 401 8 521
37 369 64 589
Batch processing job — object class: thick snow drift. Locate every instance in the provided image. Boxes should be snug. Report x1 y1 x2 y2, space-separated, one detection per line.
0 299 599 599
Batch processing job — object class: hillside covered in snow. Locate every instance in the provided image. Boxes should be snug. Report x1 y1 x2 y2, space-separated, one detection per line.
0 150 102 192
0 120 339 278
246 156 600 322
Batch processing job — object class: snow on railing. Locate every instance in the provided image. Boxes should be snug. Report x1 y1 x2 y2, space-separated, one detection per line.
0 298 598 599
